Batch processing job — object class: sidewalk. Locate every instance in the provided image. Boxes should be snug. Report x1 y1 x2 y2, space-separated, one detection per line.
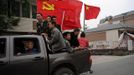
92 55 122 64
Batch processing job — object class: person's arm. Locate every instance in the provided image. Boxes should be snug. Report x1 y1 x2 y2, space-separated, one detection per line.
48 30 59 45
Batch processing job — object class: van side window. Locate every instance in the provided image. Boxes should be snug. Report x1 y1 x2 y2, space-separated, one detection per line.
0 38 6 58
14 38 40 56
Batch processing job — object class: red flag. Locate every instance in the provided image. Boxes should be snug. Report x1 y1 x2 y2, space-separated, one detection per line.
85 5 100 20
37 0 82 30
48 0 63 1
37 0 63 24
62 1 82 30
49 1 83 30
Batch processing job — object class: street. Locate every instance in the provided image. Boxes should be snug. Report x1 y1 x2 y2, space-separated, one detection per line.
81 55 134 75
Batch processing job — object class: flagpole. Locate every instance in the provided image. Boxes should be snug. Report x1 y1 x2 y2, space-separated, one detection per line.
83 3 86 32
61 11 66 31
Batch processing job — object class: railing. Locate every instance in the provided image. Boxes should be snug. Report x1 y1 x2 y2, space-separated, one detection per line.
89 40 134 50
89 41 125 49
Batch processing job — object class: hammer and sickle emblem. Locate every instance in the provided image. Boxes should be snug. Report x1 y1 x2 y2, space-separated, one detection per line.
42 2 55 11
86 5 89 10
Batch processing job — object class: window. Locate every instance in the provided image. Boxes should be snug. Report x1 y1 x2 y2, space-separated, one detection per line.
0 38 6 58
32 5 37 19
14 38 40 56
11 0 20 17
22 0 30 18
0 0 8 15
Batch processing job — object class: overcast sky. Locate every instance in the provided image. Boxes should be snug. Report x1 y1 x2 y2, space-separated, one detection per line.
79 0 134 29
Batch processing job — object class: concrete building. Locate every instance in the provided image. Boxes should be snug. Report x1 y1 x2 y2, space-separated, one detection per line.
86 10 134 49
0 0 37 33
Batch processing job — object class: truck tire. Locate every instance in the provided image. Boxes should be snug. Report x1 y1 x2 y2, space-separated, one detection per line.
53 67 75 75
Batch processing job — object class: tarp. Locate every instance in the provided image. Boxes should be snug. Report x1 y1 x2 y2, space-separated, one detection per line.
127 33 134 39
117 31 134 48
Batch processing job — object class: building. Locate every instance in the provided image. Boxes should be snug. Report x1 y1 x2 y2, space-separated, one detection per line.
0 0 37 33
86 10 134 49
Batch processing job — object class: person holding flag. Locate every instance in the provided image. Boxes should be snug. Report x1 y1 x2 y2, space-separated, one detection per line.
52 16 61 31
36 13 48 35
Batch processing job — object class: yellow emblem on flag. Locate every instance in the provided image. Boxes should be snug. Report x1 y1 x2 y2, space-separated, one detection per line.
42 2 55 11
86 5 89 10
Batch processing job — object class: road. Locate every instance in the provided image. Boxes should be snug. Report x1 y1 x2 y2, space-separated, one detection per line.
81 55 134 75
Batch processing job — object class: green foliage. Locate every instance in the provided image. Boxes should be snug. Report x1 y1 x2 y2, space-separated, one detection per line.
0 15 20 30
10 17 20 26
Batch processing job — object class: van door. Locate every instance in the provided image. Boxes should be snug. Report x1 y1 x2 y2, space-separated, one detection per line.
9 36 48 75
0 37 10 75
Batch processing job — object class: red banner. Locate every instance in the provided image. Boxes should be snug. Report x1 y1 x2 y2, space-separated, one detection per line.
62 1 82 30
85 5 100 20
37 0 82 30
37 0 64 24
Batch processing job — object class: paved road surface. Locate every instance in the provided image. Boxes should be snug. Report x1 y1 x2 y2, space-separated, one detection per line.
81 55 134 75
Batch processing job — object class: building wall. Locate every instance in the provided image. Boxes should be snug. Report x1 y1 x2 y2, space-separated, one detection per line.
86 31 106 42
119 14 134 26
124 19 134 26
9 18 37 32
99 11 134 26
106 30 119 41
0 0 37 33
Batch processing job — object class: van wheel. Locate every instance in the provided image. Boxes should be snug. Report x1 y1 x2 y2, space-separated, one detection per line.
53 67 75 75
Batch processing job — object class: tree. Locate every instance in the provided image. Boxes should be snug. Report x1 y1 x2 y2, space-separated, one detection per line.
0 0 20 34
0 15 20 32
